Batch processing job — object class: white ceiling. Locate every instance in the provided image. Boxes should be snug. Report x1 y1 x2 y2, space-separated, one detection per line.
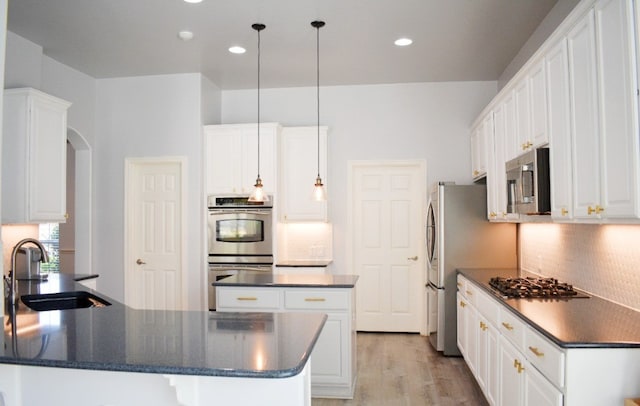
7 0 557 90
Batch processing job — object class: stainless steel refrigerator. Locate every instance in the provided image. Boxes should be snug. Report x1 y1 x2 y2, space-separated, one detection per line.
426 182 516 356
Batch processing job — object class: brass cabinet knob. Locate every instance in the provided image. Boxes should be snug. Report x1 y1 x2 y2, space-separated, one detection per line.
136 259 146 265
502 322 514 331
460 301 466 308
473 170 480 177
561 208 568 216
528 346 544 357
407 256 418 261
596 205 604 214
489 211 497 218
588 205 595 215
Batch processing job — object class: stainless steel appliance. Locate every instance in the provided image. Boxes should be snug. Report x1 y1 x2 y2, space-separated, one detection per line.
207 195 274 310
488 276 590 299
426 182 517 356
208 264 272 310
506 147 551 215
207 195 273 265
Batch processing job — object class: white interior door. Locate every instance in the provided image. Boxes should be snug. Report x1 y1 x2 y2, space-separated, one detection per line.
125 158 185 310
349 160 426 332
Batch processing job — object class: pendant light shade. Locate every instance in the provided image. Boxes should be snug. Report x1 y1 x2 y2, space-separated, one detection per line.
249 23 269 203
311 20 327 201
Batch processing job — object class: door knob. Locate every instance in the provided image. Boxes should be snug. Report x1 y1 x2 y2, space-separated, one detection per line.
408 256 418 261
136 259 146 265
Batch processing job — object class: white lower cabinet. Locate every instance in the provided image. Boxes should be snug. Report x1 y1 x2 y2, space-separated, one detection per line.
216 286 356 399
458 277 563 406
458 275 640 405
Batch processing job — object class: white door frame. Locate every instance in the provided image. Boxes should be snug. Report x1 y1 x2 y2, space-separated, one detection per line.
124 156 188 310
347 159 427 335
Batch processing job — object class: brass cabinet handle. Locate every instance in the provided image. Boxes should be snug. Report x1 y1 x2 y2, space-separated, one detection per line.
457 282 463 287
304 298 326 302
588 205 596 215
528 346 544 357
502 322 514 331
473 170 480 177
466 290 473 296
136 259 146 265
407 256 418 261
479 321 488 331
596 205 604 214
236 297 258 301
561 208 568 216
460 301 467 308
501 211 507 218
515 360 524 373
490 211 497 218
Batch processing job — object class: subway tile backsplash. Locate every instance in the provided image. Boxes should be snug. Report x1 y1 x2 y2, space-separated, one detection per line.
519 223 640 311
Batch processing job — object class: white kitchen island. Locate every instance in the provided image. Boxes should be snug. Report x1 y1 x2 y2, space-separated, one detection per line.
214 273 359 399
0 275 326 406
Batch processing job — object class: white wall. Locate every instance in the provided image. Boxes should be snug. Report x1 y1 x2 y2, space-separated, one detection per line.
498 0 580 90
222 81 497 273
94 73 212 310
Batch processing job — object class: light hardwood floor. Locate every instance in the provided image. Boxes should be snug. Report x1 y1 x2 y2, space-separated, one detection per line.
312 332 488 406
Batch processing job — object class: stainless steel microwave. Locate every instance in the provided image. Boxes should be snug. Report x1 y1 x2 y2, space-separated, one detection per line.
506 147 551 215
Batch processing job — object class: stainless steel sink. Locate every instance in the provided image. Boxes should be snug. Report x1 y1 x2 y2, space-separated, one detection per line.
21 291 111 311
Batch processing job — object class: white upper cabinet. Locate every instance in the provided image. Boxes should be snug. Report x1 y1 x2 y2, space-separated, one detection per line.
471 113 492 180
568 9 601 219
567 0 639 220
278 127 328 222
547 39 574 220
204 123 280 196
472 0 640 224
503 92 519 162
515 79 532 154
594 0 639 219
529 60 549 148
2 88 71 224
490 104 508 220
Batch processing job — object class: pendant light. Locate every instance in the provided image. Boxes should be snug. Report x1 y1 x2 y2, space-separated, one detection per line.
311 20 327 201
248 23 269 202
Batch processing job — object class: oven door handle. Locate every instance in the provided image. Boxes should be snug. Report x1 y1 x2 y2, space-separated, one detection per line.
209 210 271 216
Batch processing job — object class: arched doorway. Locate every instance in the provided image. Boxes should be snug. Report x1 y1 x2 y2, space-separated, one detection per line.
60 127 92 276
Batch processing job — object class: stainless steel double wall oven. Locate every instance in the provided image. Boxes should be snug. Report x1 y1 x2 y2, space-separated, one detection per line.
207 195 273 310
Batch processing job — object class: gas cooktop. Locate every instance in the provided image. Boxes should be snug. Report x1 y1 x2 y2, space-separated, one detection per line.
488 276 590 299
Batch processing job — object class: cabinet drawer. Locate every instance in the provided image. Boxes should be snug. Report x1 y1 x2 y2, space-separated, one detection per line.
217 288 281 310
456 275 467 294
462 280 478 306
284 289 349 311
475 287 499 327
525 327 565 389
499 307 526 350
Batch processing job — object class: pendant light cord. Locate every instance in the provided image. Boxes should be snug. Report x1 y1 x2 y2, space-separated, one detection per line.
311 21 325 179
316 23 320 178
257 26 261 178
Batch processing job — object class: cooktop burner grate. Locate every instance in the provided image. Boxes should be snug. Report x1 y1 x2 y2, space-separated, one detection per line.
488 276 589 299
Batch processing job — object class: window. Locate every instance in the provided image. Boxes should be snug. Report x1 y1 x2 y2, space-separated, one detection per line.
38 223 60 273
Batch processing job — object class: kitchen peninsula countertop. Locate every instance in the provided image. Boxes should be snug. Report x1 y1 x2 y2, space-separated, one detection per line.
213 273 358 288
2 274 326 378
458 268 640 348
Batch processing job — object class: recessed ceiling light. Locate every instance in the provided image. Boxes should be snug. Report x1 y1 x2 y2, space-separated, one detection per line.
178 30 194 41
394 38 413 47
183 0 203 3
229 46 246 54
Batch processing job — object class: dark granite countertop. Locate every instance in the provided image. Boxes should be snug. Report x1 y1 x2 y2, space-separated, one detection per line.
2 274 327 378
72 273 99 282
458 268 640 349
213 273 359 288
275 260 332 267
